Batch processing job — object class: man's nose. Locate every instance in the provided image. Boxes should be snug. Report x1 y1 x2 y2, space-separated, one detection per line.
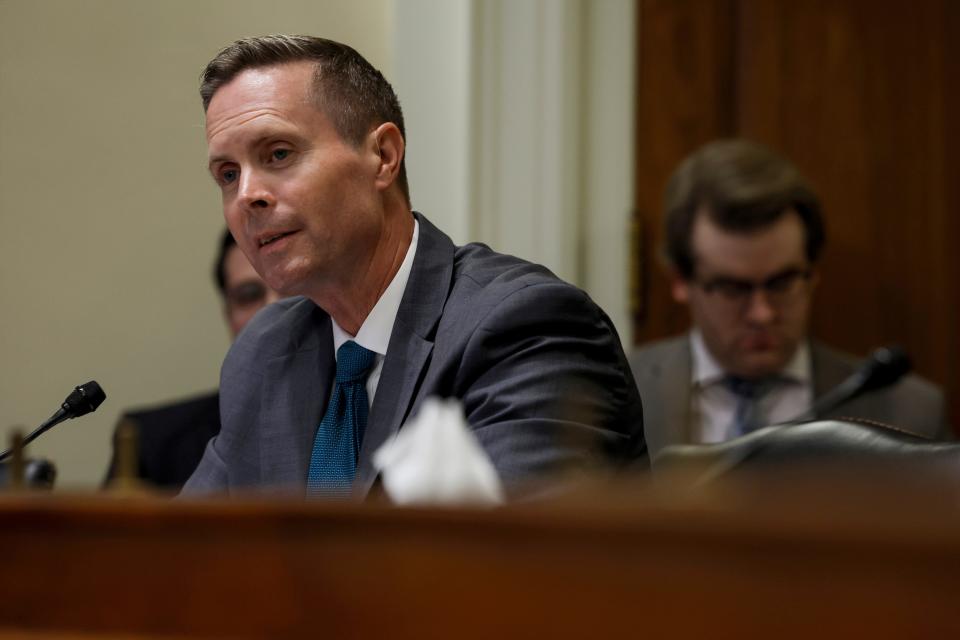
743 288 777 324
238 169 275 210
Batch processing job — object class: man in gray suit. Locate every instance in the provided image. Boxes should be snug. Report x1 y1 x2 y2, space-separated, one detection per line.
183 35 645 497
630 140 948 460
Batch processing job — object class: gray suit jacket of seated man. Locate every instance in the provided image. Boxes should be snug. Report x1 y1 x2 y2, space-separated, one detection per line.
183 213 647 498
631 335 949 460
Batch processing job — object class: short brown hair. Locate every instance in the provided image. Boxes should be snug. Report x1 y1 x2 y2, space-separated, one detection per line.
213 228 237 296
663 139 825 279
200 35 409 205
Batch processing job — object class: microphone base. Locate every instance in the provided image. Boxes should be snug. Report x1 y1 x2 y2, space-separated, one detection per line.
0 459 57 490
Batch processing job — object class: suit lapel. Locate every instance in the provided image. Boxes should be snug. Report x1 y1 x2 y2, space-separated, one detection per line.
811 341 862 420
811 341 854 400
259 311 334 494
355 213 454 494
644 338 693 458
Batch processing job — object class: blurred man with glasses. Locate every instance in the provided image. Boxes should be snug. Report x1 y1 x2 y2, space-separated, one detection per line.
630 139 948 458
104 229 283 489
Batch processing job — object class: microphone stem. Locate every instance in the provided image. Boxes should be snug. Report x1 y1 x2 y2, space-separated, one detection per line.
0 410 66 462
780 371 872 425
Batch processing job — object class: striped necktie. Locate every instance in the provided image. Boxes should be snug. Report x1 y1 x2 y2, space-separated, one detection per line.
724 375 775 439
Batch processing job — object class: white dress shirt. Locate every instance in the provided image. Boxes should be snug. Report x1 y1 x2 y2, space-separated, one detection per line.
690 331 813 443
330 219 420 407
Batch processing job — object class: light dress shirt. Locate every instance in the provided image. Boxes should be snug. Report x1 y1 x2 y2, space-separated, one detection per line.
330 219 420 408
690 331 812 443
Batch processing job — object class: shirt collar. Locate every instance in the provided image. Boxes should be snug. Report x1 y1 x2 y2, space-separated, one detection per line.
690 330 811 387
331 218 420 358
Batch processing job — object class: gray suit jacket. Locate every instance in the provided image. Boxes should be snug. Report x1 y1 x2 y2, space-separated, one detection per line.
184 213 646 496
630 335 949 459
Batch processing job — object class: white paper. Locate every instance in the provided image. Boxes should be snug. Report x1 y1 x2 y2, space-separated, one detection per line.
373 397 505 506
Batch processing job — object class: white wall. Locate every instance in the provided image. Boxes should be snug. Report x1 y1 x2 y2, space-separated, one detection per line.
391 0 474 244
580 0 637 344
393 0 636 340
0 0 635 489
0 0 390 488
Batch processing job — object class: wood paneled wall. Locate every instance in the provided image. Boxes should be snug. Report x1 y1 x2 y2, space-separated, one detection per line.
633 0 960 427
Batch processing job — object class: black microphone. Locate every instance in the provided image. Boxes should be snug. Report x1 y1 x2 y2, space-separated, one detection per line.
789 346 911 422
689 347 913 484
0 381 106 462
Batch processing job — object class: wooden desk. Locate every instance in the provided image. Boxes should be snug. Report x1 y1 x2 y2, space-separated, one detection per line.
0 471 958 638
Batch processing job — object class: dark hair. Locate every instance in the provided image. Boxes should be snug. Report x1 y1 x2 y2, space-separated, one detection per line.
213 228 237 295
200 34 409 205
663 139 825 279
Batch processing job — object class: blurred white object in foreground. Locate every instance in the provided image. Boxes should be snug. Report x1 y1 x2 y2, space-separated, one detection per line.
373 397 505 506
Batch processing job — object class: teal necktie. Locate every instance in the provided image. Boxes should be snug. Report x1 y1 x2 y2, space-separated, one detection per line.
306 340 375 498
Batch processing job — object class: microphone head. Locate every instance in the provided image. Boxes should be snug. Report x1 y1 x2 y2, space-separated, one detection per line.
61 381 106 418
861 346 911 392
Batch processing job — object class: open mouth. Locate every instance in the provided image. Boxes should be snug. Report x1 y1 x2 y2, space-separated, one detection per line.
743 336 778 351
259 231 295 248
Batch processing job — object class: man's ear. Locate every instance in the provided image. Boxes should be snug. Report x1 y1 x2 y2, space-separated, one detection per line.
370 122 404 192
669 267 692 305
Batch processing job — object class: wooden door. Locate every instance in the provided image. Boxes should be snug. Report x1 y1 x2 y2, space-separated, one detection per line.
633 0 960 427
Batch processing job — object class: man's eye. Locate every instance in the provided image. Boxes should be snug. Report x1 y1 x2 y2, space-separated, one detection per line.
712 280 753 298
227 282 267 307
765 273 798 293
271 149 290 161
220 168 238 184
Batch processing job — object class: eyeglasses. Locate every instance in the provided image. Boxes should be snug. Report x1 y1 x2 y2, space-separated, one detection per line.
695 267 813 310
225 281 269 309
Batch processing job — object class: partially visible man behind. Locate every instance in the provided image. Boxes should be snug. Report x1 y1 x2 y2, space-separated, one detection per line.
105 229 282 489
183 35 645 498
631 139 948 459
